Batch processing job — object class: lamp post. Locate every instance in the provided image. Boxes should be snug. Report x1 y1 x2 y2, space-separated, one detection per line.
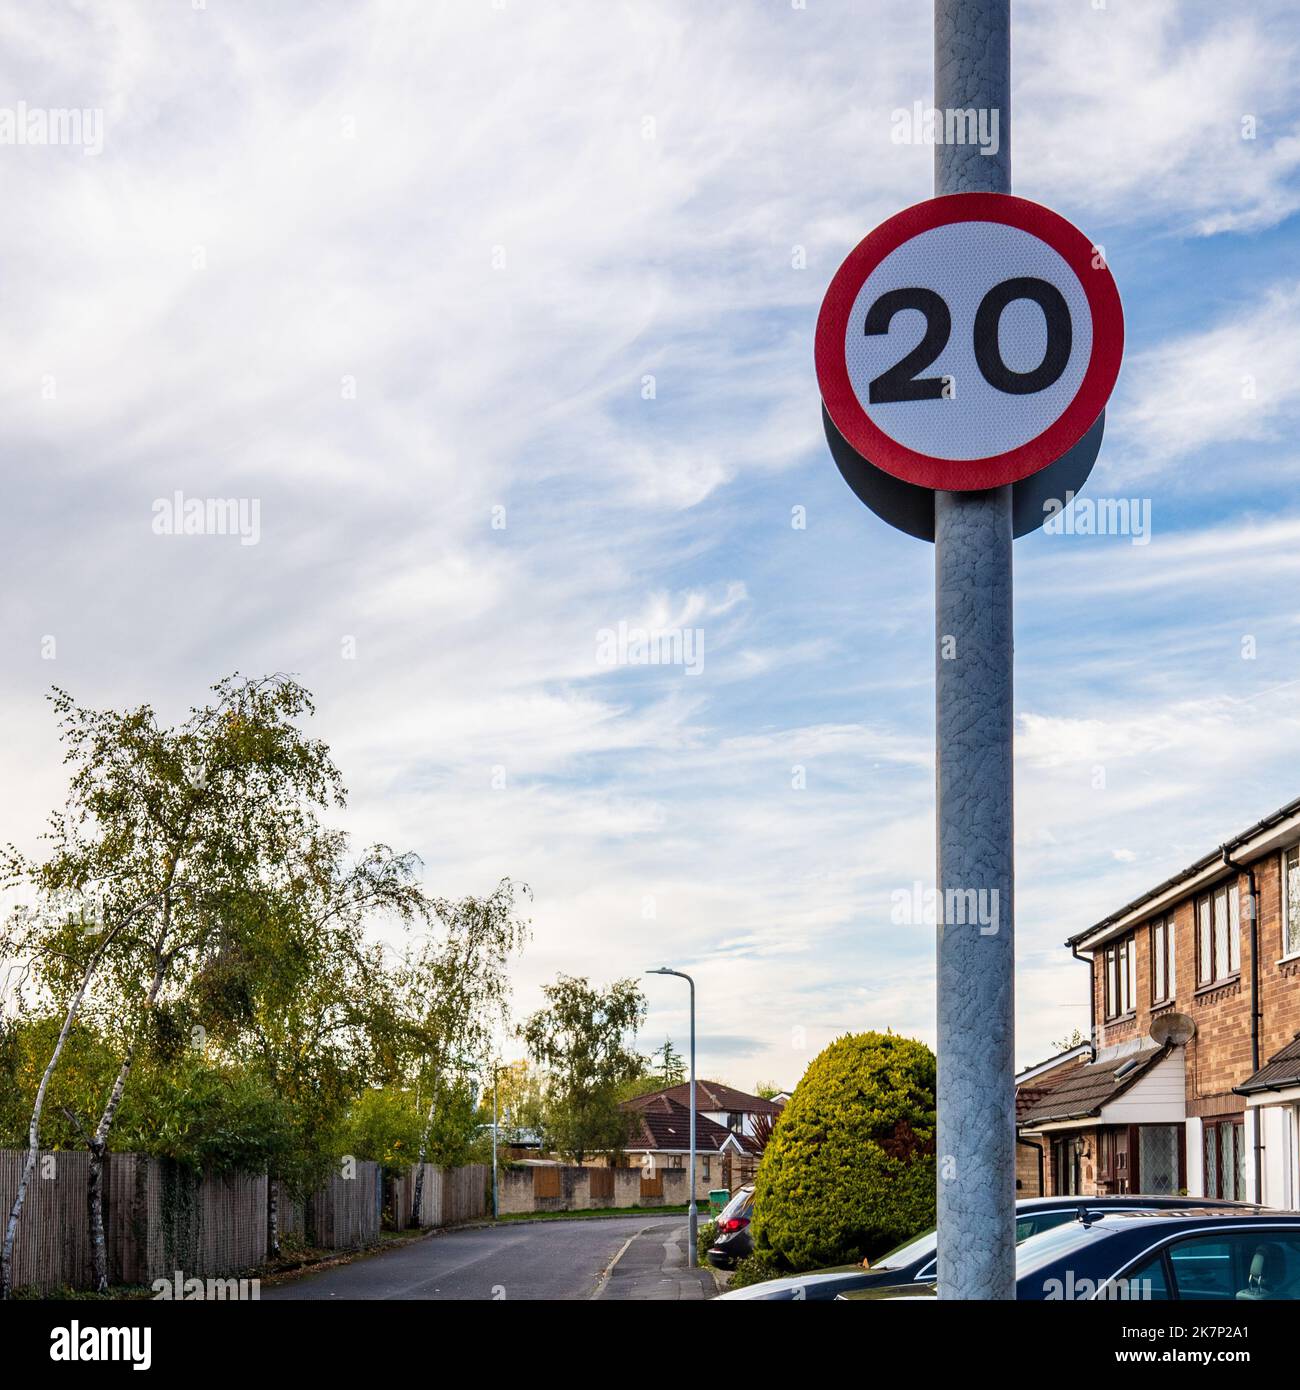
646 967 697 1267
491 1059 500 1220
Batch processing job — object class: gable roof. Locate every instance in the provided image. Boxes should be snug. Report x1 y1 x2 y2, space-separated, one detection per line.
1015 1044 1090 1086
622 1094 755 1153
1017 1047 1170 1127
1236 1033 1300 1096
622 1080 783 1116
1068 794 1300 952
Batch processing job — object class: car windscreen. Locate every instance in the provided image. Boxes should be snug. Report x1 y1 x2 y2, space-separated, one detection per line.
1013 1218 1109 1278
718 1188 752 1222
872 1226 937 1271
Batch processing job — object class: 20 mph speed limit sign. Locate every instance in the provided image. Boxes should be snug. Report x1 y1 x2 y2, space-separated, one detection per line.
815 193 1123 491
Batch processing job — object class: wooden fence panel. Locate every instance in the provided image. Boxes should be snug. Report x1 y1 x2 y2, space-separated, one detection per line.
0 1151 266 1292
391 1164 441 1229
1 1151 481 1290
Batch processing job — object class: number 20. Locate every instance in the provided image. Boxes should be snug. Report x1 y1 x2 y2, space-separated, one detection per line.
865 277 1072 404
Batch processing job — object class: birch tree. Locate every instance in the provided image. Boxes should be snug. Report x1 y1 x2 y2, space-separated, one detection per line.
401 879 529 1225
3 675 351 1291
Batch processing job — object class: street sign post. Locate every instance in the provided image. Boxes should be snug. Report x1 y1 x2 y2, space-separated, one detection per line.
816 0 1124 1299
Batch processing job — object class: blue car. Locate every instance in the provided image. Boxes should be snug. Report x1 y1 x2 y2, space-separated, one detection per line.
837 1207 1300 1301
716 1195 1253 1301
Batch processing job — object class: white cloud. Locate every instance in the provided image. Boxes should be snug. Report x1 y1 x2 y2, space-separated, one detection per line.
4 1 1300 1087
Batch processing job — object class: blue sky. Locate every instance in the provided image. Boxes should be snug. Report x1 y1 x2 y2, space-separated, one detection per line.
3 0 1300 1090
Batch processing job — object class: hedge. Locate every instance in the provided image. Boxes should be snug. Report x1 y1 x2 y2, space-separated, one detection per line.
751 1030 936 1271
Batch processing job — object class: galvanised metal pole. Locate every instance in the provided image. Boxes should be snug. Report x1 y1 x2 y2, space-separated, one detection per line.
687 973 697 1267
933 0 1016 1300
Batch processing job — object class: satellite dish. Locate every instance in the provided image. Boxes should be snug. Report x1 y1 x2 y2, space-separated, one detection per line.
1150 1012 1196 1046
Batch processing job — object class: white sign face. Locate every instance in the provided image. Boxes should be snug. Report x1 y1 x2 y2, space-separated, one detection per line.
816 194 1123 491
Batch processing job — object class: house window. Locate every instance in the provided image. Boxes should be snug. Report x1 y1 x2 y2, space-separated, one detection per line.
1203 1119 1246 1201
1137 1125 1181 1196
1104 934 1136 1018
1195 882 1240 986
725 1112 744 1134
1150 916 1175 1005
1285 846 1300 958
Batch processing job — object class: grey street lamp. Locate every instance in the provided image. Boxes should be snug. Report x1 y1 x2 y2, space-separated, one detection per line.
646 967 697 1267
491 1059 501 1220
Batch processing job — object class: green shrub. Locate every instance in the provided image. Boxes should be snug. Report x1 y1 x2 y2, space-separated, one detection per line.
728 1248 784 1289
696 1219 717 1265
751 1031 935 1272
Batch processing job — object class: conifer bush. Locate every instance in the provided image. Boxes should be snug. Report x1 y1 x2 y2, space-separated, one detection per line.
751 1031 936 1272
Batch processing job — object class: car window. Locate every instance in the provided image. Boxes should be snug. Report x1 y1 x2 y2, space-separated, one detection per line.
718 1188 752 1222
872 1226 937 1271
1014 1219 1109 1280
1164 1231 1300 1301
1120 1254 1171 1301
1016 1210 1076 1242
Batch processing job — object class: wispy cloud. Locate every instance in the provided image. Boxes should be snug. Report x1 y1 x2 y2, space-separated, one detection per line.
3 1 1300 1084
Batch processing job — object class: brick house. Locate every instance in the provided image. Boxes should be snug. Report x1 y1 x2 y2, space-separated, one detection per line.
1018 795 1300 1206
616 1082 784 1196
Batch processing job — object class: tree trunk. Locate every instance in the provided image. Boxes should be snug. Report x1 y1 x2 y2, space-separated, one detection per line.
87 1043 137 1293
1 911 132 1300
267 1177 280 1258
87 957 166 1293
410 1090 438 1227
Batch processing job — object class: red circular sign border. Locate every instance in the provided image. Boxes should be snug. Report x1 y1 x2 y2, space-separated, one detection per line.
814 193 1124 491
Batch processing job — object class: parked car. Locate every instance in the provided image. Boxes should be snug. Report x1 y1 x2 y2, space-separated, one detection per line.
836 1207 1300 1301
706 1185 755 1269
716 1195 1254 1301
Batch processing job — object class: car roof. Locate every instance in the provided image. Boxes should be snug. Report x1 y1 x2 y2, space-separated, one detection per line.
1064 1205 1300 1226
1014 1194 1252 1211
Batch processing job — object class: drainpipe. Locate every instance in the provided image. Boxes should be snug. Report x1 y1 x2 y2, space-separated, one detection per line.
1071 941 1098 1061
1222 844 1262 1202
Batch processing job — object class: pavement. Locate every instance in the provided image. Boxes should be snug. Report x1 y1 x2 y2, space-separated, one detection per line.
261 1213 716 1301
594 1217 716 1300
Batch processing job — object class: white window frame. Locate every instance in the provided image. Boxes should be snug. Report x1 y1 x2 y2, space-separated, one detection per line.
1283 845 1300 961
1196 881 1241 987
1151 915 1175 1005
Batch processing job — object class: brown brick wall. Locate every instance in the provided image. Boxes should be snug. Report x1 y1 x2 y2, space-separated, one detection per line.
1016 1137 1045 1195
1090 848 1300 1107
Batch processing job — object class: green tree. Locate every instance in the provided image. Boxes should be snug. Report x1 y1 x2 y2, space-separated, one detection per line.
481 1058 547 1145
521 976 646 1163
212 847 432 1253
2 675 432 1290
750 1031 936 1272
393 879 530 1224
651 1039 685 1088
